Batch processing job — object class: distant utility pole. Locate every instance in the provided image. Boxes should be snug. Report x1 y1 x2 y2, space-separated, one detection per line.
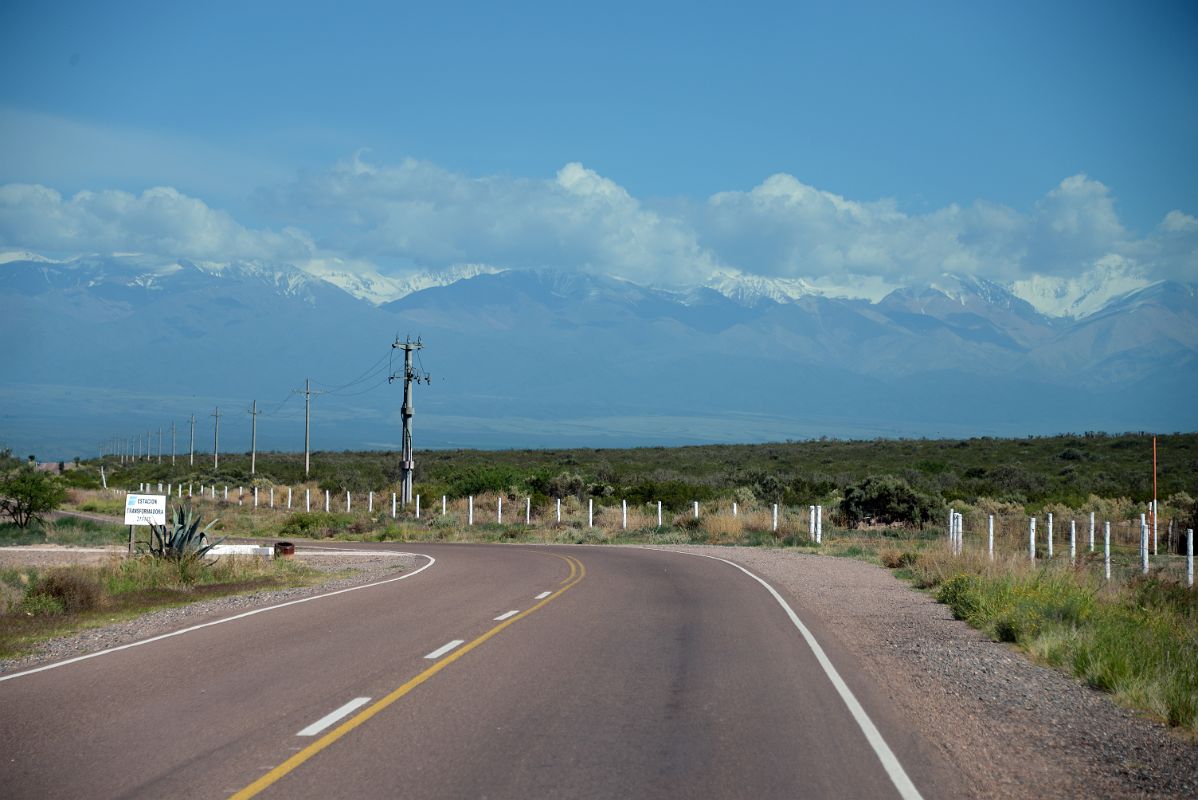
294 379 325 478
212 407 222 470
248 400 260 475
170 421 176 465
390 336 429 506
157 426 163 463
146 430 151 461
189 413 196 467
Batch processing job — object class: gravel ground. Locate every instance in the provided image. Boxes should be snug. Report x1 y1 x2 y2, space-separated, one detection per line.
0 548 419 676
655 545 1198 800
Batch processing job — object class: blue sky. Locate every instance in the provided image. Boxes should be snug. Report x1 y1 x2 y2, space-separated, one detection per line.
1 0 1195 298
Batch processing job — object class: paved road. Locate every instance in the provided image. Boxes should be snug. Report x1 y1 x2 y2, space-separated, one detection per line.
1 543 956 798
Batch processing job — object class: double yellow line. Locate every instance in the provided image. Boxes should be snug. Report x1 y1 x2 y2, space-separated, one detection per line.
230 553 586 799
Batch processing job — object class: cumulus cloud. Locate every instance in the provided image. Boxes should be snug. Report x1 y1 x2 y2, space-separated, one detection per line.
0 183 312 262
2 159 1194 294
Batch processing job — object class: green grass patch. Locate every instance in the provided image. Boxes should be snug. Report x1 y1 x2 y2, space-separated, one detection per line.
0 556 324 660
0 517 128 547
931 562 1198 732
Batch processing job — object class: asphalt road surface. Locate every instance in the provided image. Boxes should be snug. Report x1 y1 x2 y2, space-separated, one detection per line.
1 543 959 798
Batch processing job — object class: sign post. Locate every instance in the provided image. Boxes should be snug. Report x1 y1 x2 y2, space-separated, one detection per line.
124 494 167 556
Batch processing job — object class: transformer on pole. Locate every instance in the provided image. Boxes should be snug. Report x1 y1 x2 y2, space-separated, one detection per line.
390 336 429 506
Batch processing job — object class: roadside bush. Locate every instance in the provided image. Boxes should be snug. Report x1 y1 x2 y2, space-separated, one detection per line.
0 467 69 528
841 475 940 529
25 567 104 614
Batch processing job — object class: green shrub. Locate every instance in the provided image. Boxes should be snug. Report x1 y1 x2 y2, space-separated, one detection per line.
0 467 69 528
842 475 940 528
26 567 103 613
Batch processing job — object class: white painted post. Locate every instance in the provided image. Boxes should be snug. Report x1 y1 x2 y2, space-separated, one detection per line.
224 486 228 500
469 495 474 526
286 486 290 509
368 491 373 513
1104 522 1111 581
1069 519 1076 564
622 499 627 530
416 495 421 519
1089 511 1095 552
525 497 530 525
270 487 274 508
442 495 447 515
392 492 397 519
254 487 258 508
733 501 738 517
693 501 699 519
772 503 778 532
657 501 662 528
1140 513 1146 565
305 488 310 512
188 483 193 497
498 497 503 524
948 507 954 545
346 491 351 513
588 498 594 528
1141 522 1149 575
167 483 172 496
238 486 242 500
1187 529 1193 588
158 482 163 492
816 505 823 543
1152 501 1158 556
1047 512 1053 559
557 498 562 523
324 490 329 512
809 505 816 541
988 515 994 560
1029 517 1036 561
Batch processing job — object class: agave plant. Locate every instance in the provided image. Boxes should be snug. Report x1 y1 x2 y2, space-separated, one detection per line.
146 504 223 560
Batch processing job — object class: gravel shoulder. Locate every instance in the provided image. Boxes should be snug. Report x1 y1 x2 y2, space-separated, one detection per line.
653 545 1198 800
0 546 420 676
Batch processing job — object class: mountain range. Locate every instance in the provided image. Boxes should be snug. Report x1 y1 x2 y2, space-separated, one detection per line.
1 252 1194 459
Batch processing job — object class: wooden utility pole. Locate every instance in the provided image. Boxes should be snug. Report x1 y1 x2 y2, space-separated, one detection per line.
212 407 222 470
248 400 260 475
390 336 428 506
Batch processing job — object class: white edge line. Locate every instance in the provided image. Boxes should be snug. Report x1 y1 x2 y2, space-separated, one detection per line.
424 639 465 660
296 697 371 737
493 610 520 621
534 591 552 599
0 553 437 683
665 550 923 800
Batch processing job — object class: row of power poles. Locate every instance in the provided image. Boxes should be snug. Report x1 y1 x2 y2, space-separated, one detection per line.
98 337 429 498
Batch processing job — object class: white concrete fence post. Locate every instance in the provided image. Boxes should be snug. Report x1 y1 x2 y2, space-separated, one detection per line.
1089 511 1095 552
167 483 172 496
392 492 397 519
469 495 474 526
588 498 594 528
622 499 627 530
1069 519 1076 564
1141 521 1150 575
816 505 823 544
346 492 351 513
1104 522 1111 581
254 487 258 508
657 501 662 528
325 490 329 513
416 495 421 519
305 488 310 512
1187 528 1194 588
988 514 994 560
224 486 228 500
1152 501 1158 556
771 503 778 532
368 491 373 513
286 486 290 509
809 505 815 541
693 501 699 519
557 498 562 523
525 497 530 525
498 497 503 524
1029 517 1036 561
732 501 738 517
1047 512 1053 559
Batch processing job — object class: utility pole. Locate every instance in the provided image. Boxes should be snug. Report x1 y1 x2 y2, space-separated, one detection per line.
212 407 222 470
248 400 260 475
146 430 151 461
188 413 196 467
157 426 163 463
170 421 176 465
390 336 429 506
294 379 325 478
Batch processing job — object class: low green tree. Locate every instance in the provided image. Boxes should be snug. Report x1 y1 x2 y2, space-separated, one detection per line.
0 466 69 528
841 474 940 529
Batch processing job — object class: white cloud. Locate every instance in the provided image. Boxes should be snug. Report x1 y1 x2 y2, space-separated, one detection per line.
1 159 1194 300
0 183 312 262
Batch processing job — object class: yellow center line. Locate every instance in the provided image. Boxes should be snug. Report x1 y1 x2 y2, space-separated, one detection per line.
230 553 586 800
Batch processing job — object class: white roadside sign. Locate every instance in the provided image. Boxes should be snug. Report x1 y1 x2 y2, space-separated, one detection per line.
124 494 167 526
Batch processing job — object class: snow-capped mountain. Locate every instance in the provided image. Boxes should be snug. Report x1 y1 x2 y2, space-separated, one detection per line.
299 260 505 304
1010 259 1154 318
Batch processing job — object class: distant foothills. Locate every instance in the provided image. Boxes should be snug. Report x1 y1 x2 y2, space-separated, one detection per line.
1 251 1195 460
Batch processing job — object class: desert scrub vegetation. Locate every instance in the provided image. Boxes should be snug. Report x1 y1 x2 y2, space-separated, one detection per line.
897 550 1198 733
0 555 321 659
0 516 127 547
